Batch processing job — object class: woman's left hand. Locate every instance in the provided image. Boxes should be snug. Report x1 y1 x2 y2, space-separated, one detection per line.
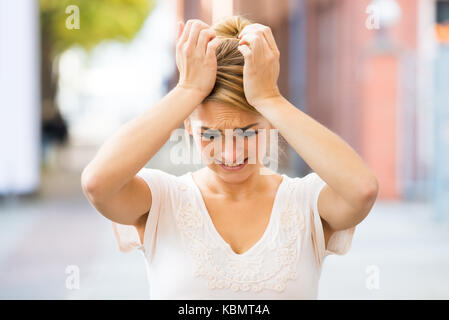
237 24 281 107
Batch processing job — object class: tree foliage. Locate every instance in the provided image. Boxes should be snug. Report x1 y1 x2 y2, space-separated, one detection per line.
40 0 155 57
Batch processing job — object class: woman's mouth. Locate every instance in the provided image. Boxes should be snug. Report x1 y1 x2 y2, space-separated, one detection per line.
218 157 248 171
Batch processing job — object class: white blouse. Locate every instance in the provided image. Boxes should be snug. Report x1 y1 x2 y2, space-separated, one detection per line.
111 167 356 299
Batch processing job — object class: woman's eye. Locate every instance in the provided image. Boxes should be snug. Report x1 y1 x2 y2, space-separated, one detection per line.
242 129 258 138
201 132 220 141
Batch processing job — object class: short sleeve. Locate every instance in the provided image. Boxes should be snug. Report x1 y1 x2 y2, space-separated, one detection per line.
112 222 143 252
303 172 356 266
111 167 177 262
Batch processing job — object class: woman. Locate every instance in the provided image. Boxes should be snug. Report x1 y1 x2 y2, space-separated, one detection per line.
81 15 378 299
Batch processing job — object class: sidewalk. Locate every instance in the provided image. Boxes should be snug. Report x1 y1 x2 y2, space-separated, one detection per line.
319 200 449 299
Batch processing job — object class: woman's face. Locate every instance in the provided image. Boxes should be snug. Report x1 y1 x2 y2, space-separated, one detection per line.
185 101 274 183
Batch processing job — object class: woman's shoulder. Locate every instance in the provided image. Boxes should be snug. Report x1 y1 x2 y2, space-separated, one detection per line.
261 168 313 185
283 171 323 185
278 171 326 202
135 167 197 200
137 167 191 183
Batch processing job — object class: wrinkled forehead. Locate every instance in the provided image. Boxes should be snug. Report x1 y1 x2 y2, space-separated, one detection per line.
191 101 263 130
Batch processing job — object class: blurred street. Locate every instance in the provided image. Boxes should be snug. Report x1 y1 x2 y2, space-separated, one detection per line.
0 142 448 299
1 0 449 300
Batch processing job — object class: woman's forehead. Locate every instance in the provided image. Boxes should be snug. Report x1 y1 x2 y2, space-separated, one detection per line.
193 102 262 128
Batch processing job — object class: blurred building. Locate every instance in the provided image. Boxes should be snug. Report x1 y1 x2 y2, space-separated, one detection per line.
173 0 449 212
0 1 40 195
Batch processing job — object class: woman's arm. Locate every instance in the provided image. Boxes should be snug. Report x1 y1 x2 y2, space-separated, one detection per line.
81 86 205 225
81 19 221 226
238 24 378 234
255 96 378 231
81 86 204 200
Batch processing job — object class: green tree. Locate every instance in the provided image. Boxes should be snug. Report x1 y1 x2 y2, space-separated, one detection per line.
40 0 155 144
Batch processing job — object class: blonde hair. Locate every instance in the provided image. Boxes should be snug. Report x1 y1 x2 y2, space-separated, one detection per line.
197 15 288 163
203 15 259 115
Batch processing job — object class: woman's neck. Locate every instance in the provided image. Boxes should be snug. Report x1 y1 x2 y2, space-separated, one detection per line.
194 166 280 201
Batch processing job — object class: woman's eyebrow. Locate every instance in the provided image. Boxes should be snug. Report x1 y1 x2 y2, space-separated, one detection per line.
201 122 259 132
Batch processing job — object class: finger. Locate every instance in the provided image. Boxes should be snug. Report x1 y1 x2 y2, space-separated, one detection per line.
197 28 216 53
258 31 273 57
178 20 193 46
186 20 209 49
237 23 259 39
237 44 253 65
262 27 280 56
239 33 262 58
237 43 251 57
176 21 184 42
239 24 279 56
206 37 222 59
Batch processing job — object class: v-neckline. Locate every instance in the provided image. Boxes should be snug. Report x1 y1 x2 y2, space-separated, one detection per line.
188 171 286 258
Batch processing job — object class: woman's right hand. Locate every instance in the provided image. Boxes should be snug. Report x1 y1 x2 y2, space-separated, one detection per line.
175 19 221 99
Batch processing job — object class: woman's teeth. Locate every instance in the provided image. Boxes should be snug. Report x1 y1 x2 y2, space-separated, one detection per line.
224 163 243 167
217 158 249 171
220 158 247 166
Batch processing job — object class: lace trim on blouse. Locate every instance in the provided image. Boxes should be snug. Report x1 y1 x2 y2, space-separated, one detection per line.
174 176 304 293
